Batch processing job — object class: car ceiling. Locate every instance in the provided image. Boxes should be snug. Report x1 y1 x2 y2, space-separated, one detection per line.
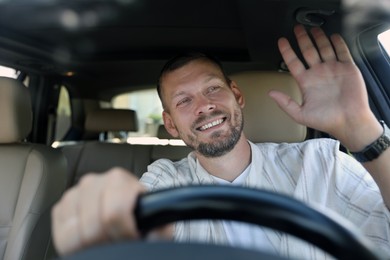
0 0 388 100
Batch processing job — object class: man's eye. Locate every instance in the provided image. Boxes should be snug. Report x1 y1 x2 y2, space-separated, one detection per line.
177 98 191 107
207 86 220 94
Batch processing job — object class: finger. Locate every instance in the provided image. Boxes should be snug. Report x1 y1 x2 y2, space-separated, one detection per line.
78 174 108 247
310 27 337 62
294 24 322 67
100 168 145 241
330 34 354 63
147 224 174 240
268 90 303 124
278 37 306 78
51 188 83 256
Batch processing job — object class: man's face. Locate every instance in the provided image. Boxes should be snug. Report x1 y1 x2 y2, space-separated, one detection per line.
161 59 245 157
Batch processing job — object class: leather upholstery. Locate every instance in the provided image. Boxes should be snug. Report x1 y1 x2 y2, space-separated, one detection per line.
152 124 192 161
61 142 152 183
0 77 67 260
156 124 173 139
230 71 307 143
85 108 138 132
0 77 32 143
61 109 149 186
60 109 192 187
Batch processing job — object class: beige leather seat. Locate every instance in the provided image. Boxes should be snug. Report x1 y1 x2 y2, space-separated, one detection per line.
84 108 138 135
151 125 192 162
230 71 306 142
60 109 152 185
0 77 67 260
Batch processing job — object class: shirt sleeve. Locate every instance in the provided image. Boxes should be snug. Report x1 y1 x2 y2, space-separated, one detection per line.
332 149 390 253
139 158 179 192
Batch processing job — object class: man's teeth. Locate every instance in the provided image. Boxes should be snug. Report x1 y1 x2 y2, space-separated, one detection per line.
199 119 224 131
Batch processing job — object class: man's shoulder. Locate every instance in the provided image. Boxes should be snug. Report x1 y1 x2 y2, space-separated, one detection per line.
149 153 193 170
140 153 196 190
252 137 338 147
251 138 340 156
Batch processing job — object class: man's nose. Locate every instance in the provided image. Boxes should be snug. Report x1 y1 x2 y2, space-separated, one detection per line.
195 96 216 115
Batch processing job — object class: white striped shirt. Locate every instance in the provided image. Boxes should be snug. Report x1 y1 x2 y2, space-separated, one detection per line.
210 165 277 254
140 139 390 259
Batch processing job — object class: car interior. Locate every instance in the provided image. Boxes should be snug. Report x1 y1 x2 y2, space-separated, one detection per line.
0 0 389 259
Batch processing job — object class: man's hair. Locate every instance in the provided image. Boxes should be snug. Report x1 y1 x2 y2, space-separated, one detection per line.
157 52 232 109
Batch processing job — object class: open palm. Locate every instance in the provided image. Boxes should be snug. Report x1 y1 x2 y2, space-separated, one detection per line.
270 25 371 140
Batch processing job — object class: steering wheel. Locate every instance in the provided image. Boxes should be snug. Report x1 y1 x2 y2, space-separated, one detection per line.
61 185 382 260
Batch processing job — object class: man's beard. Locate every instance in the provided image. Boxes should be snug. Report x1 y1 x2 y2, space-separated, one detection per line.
183 108 244 158
197 122 242 157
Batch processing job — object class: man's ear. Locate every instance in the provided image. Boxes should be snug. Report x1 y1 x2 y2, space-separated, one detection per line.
162 111 179 138
230 81 245 108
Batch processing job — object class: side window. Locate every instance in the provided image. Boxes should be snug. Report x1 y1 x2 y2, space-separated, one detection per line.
378 29 390 57
0 65 29 85
112 88 163 137
112 88 186 146
360 26 390 124
54 86 72 141
0 65 18 78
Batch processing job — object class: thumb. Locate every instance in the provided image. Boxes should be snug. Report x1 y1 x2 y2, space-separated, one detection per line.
268 90 303 124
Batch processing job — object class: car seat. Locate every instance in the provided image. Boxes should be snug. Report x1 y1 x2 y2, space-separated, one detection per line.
59 108 153 185
0 77 67 260
230 71 306 142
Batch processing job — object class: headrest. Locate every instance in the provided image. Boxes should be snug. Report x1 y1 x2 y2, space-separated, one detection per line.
85 109 138 133
156 124 174 139
0 77 32 143
230 71 306 143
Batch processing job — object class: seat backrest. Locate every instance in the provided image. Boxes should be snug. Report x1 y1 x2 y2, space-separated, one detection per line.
156 124 173 140
61 141 152 183
150 125 192 162
84 108 138 134
229 71 306 143
0 77 67 260
60 108 152 186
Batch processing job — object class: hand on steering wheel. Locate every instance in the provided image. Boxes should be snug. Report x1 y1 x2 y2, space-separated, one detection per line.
60 185 383 260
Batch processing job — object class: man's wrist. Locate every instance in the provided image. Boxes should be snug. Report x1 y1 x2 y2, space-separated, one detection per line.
350 120 390 163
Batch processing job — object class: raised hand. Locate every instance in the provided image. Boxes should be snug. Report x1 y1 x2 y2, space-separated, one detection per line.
269 25 381 151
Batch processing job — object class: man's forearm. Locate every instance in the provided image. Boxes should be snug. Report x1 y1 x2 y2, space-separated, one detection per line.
362 148 390 209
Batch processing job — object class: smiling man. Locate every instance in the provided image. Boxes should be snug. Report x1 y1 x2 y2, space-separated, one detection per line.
52 25 390 258
157 55 249 181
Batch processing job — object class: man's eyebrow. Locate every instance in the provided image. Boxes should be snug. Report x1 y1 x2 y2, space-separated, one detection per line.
203 74 223 84
172 91 187 99
171 74 224 99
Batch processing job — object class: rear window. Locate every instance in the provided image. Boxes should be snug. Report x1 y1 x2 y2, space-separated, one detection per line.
112 88 163 137
112 88 185 146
